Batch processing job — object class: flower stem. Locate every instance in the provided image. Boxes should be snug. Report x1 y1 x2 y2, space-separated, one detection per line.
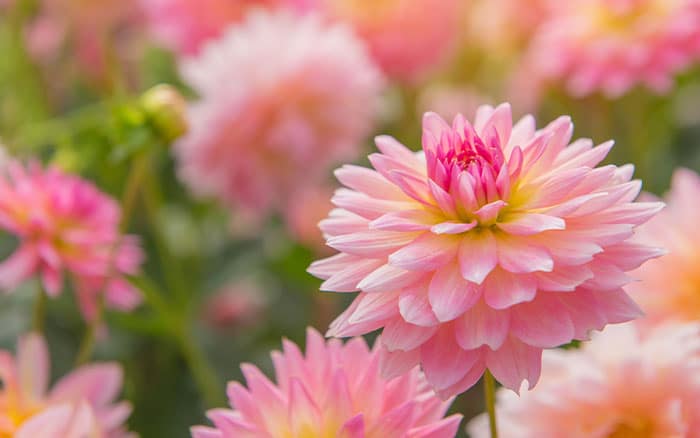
178 329 224 408
32 284 46 333
121 153 151 231
484 369 499 438
75 298 103 365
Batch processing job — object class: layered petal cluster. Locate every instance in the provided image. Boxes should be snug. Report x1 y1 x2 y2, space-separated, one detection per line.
627 168 700 324
0 333 133 438
525 0 700 97
309 103 663 398
175 10 383 217
319 0 463 81
191 328 462 438
0 161 144 321
140 0 305 55
468 322 700 437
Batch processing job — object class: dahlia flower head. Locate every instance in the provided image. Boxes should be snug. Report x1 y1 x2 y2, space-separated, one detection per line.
319 0 463 81
175 10 383 217
526 0 700 97
140 0 307 55
467 322 700 437
0 161 143 321
308 103 664 398
627 168 700 325
191 328 462 438
0 333 133 437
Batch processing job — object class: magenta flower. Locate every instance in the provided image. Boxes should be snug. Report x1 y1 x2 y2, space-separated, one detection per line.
0 333 133 437
467 322 700 437
627 168 700 324
191 328 462 437
309 103 663 398
175 10 383 217
0 161 143 321
524 0 700 97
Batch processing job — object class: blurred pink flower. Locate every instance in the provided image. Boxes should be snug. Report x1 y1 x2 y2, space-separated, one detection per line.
628 168 700 325
308 103 663 398
524 0 700 97
140 0 304 54
417 85 492 123
191 327 462 437
319 0 463 82
0 161 144 321
175 10 383 218
0 332 133 437
203 281 268 329
467 322 700 437
284 186 335 253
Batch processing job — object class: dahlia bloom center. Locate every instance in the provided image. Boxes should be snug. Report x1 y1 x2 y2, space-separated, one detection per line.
607 419 654 438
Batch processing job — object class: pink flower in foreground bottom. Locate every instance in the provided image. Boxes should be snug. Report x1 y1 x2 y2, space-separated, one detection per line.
0 161 143 321
467 322 700 437
309 103 663 398
191 328 462 437
0 333 133 437
628 168 700 325
176 10 383 217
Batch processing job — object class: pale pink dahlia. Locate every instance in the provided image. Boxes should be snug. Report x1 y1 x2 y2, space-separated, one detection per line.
627 168 700 325
308 103 663 398
0 332 133 437
526 0 700 97
191 328 462 437
175 10 383 217
467 322 700 437
318 0 463 81
0 161 143 321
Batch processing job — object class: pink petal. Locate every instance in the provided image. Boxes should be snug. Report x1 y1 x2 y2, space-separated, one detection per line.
431 221 477 235
18 332 49 403
510 294 575 348
455 301 510 350
370 210 438 232
338 414 365 438
356 264 425 293
379 347 420 380
485 336 542 392
458 230 497 284
483 270 537 309
473 200 507 223
49 363 122 407
429 264 481 322
288 378 321 434
497 237 553 274
388 234 459 271
497 213 565 235
382 318 437 352
420 329 479 391
409 415 464 438
0 244 38 291
327 230 419 257
398 281 439 326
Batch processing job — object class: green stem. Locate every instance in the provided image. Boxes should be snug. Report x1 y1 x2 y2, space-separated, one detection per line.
75 298 103 365
484 369 499 438
31 283 46 333
178 330 224 408
121 153 151 231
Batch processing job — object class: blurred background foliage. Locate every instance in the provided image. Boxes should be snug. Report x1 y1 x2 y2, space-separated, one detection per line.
1 0 700 436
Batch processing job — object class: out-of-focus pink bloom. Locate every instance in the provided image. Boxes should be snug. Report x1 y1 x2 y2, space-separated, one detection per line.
524 0 700 97
467 322 700 437
25 0 140 83
284 186 335 252
175 10 383 218
0 333 133 437
191 328 462 437
319 0 463 81
140 0 304 55
309 103 663 398
628 168 700 325
0 161 144 321
203 281 267 329
467 0 555 52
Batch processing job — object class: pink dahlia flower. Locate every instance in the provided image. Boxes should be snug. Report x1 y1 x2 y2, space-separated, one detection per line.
318 0 463 81
203 281 268 329
525 0 700 97
467 322 700 437
0 161 144 321
175 10 383 217
627 168 700 324
0 332 133 437
140 0 306 55
191 328 462 437
308 103 663 398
